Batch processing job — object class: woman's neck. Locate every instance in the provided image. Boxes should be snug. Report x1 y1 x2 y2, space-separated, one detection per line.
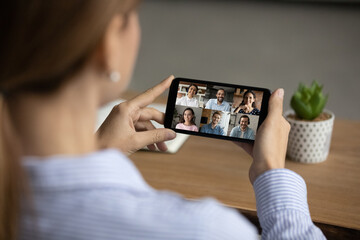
184 121 192 126
245 104 253 112
7 74 100 157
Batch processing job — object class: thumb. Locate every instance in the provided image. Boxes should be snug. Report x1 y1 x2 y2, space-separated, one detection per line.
267 88 284 119
132 128 176 150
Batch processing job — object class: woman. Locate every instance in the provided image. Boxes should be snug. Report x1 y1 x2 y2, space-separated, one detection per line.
0 1 324 240
234 90 260 115
175 84 199 107
175 108 199 132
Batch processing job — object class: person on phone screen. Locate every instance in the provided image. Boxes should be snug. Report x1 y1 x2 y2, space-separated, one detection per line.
234 90 260 115
175 84 199 107
205 88 231 112
230 115 255 140
1 1 325 240
175 108 198 132
200 111 225 136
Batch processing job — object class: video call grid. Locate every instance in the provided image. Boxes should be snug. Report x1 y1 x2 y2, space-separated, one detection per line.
172 81 264 140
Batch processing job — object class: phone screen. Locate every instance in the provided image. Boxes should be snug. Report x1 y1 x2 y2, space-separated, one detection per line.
164 78 271 142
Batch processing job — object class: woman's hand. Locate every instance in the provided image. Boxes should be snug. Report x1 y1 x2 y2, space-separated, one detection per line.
243 105 251 113
96 75 177 155
234 89 290 184
235 104 249 113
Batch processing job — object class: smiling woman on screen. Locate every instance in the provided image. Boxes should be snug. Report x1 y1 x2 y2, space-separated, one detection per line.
175 84 199 107
234 90 260 115
175 108 198 132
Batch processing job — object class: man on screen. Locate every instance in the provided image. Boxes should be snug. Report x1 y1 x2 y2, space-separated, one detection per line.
200 111 225 136
205 88 231 112
230 115 255 140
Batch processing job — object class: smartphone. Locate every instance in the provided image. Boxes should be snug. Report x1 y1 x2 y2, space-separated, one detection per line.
164 78 271 143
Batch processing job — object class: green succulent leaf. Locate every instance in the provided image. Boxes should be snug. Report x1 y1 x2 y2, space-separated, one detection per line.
291 94 312 120
290 81 328 120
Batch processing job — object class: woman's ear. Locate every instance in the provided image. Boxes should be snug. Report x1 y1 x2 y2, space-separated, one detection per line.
95 15 125 73
92 12 140 104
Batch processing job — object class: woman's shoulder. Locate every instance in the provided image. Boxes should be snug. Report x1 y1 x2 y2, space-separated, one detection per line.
238 108 260 115
176 96 186 102
251 108 260 115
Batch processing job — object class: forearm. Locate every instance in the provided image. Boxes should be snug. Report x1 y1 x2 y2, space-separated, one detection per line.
253 169 326 240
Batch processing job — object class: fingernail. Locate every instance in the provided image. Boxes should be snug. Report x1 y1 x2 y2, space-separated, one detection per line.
277 88 284 99
167 130 176 139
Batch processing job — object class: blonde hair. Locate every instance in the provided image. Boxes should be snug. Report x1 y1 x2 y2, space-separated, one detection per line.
0 1 139 239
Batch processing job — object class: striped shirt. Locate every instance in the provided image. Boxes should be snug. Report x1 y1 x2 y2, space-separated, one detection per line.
20 149 325 240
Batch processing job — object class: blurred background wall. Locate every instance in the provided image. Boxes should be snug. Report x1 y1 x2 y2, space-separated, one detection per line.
129 0 360 120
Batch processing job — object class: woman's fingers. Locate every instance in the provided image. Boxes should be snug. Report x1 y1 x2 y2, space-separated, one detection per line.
132 128 176 152
134 120 175 151
147 144 157 151
267 88 284 119
139 107 165 124
135 121 152 131
134 121 157 150
129 75 174 108
155 139 168 152
249 88 289 184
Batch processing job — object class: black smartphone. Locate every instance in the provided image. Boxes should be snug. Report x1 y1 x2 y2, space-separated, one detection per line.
164 78 271 143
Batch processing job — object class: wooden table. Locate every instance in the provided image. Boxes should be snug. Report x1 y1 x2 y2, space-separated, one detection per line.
130 118 360 239
124 90 359 238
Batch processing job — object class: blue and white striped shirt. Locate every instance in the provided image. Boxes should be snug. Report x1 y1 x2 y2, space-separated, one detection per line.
20 149 325 239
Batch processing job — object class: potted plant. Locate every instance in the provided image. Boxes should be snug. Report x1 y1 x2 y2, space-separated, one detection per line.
285 81 335 163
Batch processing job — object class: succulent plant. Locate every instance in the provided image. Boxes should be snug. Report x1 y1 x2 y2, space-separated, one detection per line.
290 81 328 120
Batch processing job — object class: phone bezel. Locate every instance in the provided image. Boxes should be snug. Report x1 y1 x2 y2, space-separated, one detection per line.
164 77 271 143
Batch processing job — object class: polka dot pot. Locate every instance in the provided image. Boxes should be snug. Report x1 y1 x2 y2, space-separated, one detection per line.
285 110 335 164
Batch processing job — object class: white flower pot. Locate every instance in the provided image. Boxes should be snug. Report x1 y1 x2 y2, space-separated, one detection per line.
285 110 335 164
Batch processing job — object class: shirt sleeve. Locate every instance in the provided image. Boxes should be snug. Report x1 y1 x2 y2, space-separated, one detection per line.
205 99 211 109
194 98 199 107
220 127 225 136
225 103 231 112
230 128 235 137
249 128 255 140
176 97 182 105
253 169 326 240
197 198 258 240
